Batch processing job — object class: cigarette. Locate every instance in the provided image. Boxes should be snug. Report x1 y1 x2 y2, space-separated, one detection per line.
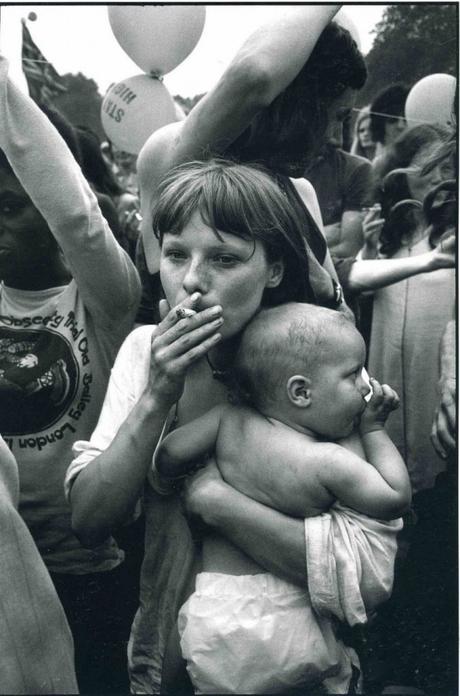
176 307 196 319
362 368 373 402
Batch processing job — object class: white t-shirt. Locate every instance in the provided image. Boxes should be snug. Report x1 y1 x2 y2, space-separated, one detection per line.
0 56 141 573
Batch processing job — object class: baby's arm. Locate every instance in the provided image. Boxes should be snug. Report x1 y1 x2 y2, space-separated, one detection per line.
321 380 411 519
156 404 225 480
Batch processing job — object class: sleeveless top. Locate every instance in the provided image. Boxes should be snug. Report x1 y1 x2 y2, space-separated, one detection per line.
276 174 327 264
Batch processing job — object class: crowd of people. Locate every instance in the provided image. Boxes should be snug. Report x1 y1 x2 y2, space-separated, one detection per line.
0 5 456 695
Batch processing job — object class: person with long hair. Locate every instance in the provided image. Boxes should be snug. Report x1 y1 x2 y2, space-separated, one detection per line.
366 123 455 494
359 129 457 694
350 105 376 161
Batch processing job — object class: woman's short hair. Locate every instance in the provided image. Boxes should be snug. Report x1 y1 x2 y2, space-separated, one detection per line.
225 22 367 174
153 158 317 305
378 124 451 256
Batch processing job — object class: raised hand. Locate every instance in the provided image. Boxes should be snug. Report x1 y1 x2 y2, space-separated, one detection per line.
429 231 456 270
147 292 223 404
360 378 400 434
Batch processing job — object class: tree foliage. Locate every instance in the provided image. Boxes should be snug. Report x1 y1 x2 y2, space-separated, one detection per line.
359 3 457 105
54 72 104 139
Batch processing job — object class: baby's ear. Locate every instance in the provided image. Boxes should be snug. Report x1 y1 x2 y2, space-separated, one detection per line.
286 375 311 407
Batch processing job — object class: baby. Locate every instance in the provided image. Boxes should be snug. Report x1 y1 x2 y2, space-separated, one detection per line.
156 303 411 694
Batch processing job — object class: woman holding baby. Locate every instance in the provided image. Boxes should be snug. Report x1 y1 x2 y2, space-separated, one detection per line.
67 7 401 693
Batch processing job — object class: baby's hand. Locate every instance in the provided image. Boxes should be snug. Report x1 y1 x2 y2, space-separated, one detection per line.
360 378 400 434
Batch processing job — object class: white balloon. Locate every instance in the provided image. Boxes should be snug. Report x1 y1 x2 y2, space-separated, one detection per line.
405 74 456 127
335 9 361 50
101 75 178 155
108 5 206 76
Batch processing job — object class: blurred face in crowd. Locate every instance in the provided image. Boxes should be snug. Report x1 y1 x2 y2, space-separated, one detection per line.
406 141 455 203
0 167 56 288
358 116 373 149
112 148 137 173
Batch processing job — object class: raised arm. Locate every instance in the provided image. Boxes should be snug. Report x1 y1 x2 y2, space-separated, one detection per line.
138 5 340 272
348 232 455 293
143 5 340 169
0 55 140 320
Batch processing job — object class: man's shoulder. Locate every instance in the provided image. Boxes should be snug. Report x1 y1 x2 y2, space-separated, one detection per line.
336 150 373 197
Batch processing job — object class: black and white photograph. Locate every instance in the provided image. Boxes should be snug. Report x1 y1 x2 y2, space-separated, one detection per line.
0 3 457 694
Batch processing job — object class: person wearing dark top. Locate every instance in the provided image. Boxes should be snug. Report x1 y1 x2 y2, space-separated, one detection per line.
305 144 374 259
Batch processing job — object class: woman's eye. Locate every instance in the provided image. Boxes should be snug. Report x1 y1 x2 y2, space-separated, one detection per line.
214 254 238 266
164 249 186 261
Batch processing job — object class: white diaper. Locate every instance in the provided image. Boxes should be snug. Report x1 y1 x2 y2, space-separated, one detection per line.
178 572 356 694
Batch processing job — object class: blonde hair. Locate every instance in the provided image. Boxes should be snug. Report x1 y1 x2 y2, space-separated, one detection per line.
350 105 375 160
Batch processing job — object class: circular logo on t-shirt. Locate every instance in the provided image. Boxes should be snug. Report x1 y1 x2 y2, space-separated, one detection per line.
0 328 79 435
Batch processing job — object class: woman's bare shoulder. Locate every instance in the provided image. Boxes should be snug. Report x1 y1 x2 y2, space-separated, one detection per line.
290 177 323 230
290 176 318 206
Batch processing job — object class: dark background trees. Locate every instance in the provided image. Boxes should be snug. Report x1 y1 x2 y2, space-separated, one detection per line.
358 3 458 106
54 72 104 138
